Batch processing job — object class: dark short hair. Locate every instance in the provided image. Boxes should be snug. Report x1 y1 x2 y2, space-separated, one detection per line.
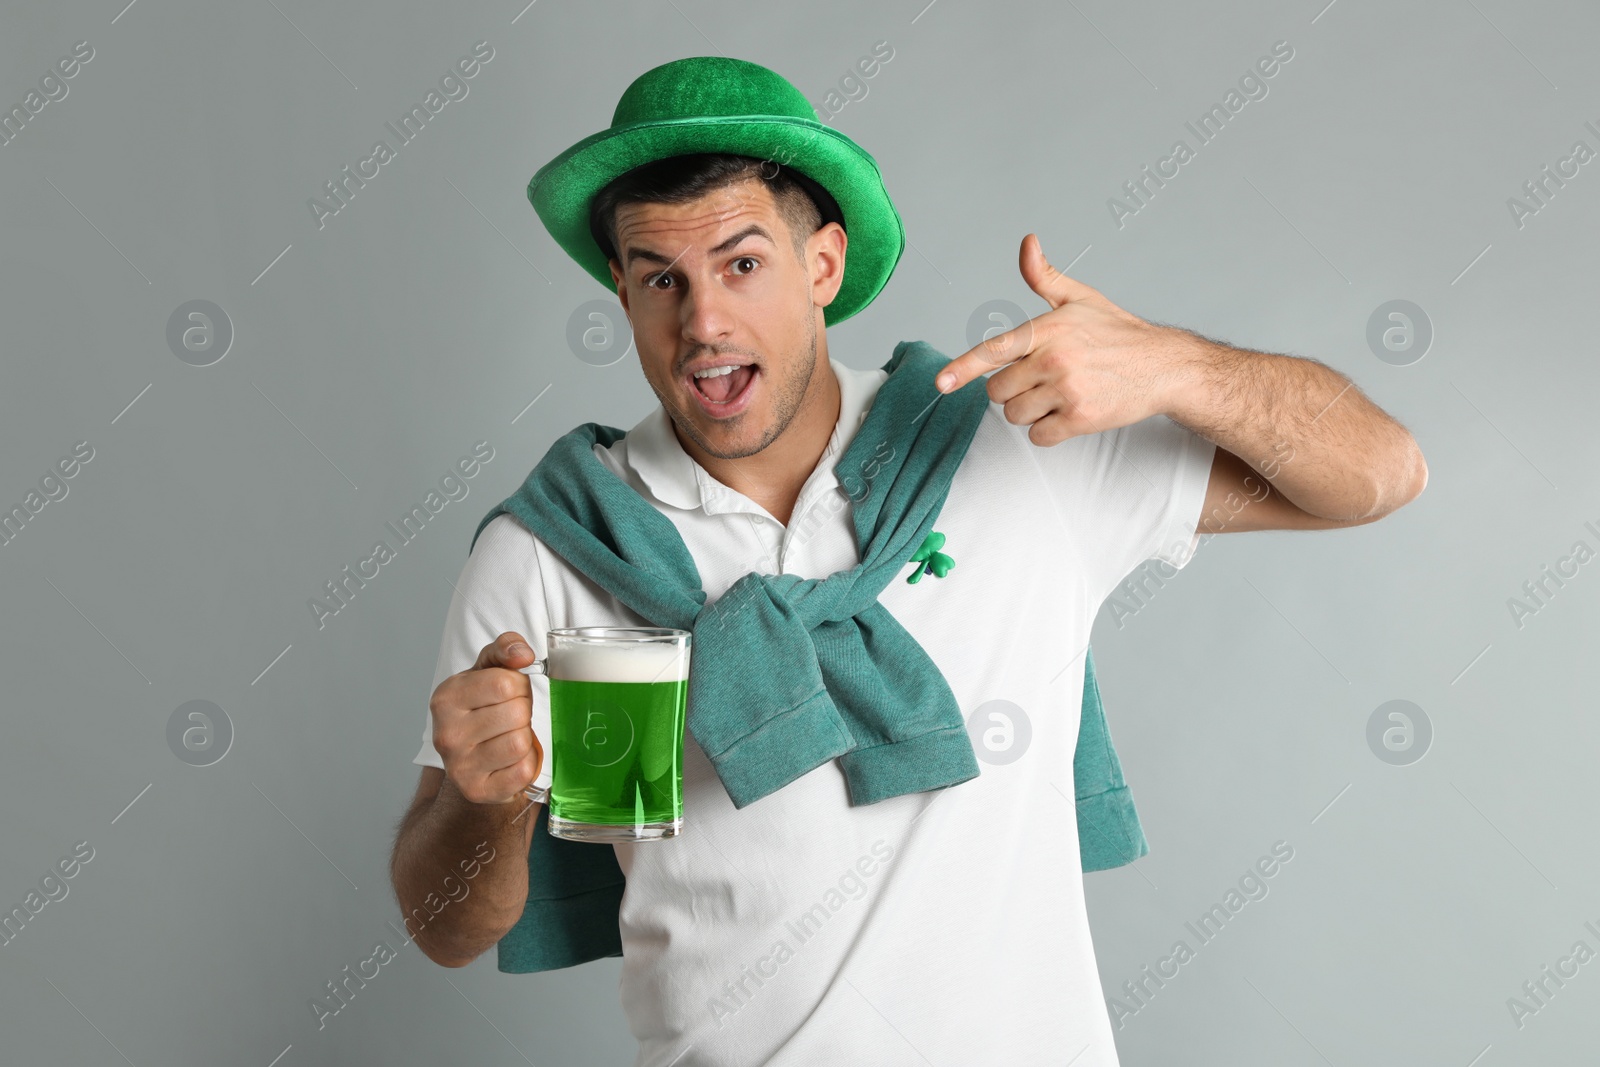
590 152 842 271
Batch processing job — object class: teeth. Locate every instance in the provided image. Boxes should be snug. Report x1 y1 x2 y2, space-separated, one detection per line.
692 364 744 379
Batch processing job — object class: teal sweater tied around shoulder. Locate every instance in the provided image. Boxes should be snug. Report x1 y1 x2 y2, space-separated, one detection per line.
470 340 1149 974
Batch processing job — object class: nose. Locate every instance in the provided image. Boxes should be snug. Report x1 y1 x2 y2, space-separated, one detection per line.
679 275 736 353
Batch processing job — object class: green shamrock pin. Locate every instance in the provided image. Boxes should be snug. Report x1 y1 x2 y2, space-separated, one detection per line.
906 529 954 584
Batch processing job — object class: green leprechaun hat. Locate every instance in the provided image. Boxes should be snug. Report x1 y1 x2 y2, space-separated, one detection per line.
525 55 906 326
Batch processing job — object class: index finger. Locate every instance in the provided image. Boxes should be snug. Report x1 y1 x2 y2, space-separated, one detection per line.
935 319 1039 393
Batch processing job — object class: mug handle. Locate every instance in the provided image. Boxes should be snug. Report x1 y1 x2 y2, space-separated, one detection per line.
520 660 549 804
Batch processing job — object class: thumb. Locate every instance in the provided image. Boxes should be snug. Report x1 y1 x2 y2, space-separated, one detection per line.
1019 233 1097 310
474 631 536 671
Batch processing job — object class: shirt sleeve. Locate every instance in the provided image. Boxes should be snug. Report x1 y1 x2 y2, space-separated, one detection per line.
1023 413 1217 606
413 512 553 795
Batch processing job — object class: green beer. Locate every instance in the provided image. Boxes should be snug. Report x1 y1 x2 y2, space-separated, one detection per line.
542 628 690 841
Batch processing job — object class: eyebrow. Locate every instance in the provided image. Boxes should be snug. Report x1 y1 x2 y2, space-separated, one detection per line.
623 223 774 269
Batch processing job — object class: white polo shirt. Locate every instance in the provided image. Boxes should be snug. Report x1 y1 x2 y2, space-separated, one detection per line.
414 355 1216 1066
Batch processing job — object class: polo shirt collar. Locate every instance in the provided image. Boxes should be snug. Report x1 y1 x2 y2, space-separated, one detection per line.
621 357 877 515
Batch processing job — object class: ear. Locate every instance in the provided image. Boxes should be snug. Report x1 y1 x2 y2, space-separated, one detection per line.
808 222 847 310
608 258 629 315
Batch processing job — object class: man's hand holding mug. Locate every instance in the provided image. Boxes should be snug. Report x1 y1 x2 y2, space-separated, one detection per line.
429 632 545 806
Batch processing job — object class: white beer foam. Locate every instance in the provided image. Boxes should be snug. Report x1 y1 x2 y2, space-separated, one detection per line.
550 639 690 683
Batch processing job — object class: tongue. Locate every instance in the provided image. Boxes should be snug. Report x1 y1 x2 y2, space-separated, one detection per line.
698 365 753 403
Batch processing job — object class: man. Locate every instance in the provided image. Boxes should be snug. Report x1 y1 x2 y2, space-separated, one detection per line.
389 56 1425 1065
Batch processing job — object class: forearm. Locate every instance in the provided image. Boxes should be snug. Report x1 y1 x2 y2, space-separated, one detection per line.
390 776 535 967
1162 331 1425 522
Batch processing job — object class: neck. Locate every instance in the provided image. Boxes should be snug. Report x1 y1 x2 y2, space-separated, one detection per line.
674 339 840 528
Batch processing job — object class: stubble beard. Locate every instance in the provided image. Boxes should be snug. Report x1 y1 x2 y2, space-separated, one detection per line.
669 304 817 462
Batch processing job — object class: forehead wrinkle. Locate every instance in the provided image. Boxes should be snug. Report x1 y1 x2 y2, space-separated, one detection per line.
618 197 777 269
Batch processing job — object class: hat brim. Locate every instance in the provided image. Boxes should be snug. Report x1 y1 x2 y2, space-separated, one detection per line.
527 115 904 327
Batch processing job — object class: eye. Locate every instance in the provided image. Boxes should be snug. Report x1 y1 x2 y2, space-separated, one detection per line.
730 256 759 275
644 272 675 290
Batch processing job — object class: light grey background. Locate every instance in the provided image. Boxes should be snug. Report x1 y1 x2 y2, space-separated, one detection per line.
2 0 1596 1064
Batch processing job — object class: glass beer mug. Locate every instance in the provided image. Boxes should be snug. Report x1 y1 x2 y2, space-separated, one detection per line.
521 627 689 842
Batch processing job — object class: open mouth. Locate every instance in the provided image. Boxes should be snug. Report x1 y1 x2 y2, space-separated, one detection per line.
689 363 758 407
